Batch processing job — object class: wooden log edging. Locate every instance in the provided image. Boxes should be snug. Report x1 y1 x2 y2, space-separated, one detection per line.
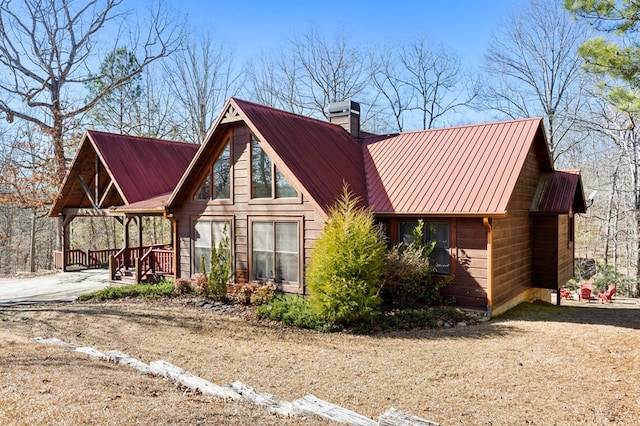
228 381 294 416
149 360 241 400
34 337 440 426
292 394 378 426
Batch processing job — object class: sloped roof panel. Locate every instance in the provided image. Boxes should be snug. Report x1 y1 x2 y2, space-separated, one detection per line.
533 169 586 214
88 131 198 205
365 118 544 215
232 98 368 214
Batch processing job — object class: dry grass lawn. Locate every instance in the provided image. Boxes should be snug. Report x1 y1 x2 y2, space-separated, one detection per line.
1 297 640 425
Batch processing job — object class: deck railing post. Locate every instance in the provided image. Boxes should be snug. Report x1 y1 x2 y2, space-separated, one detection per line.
134 258 141 284
109 255 117 280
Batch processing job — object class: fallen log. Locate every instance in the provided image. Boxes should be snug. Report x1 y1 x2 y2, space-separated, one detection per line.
149 360 240 400
292 394 377 426
379 407 440 426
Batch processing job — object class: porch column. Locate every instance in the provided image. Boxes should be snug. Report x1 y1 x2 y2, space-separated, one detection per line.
137 216 143 259
61 214 75 272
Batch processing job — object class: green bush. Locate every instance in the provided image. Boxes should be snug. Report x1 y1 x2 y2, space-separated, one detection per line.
306 186 386 325
592 263 627 293
208 227 232 301
380 220 452 310
77 280 175 301
255 295 331 330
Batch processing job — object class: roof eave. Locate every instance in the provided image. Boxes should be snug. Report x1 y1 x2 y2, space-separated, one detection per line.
374 211 508 218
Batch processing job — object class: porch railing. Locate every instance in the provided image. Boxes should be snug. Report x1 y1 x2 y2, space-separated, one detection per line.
54 246 173 284
110 244 173 283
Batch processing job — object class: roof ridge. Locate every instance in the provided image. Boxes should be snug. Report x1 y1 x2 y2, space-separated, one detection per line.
231 97 355 130
86 129 193 146
382 117 544 137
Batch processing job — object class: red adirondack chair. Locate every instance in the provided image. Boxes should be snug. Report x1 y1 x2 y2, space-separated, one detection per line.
579 286 592 302
560 288 573 300
598 285 616 303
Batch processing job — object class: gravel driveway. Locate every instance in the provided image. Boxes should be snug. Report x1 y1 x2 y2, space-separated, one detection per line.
0 269 109 306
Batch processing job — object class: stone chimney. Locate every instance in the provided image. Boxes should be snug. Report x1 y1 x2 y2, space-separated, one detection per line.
328 100 360 138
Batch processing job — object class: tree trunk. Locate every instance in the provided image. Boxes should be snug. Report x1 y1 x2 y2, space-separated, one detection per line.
29 209 37 272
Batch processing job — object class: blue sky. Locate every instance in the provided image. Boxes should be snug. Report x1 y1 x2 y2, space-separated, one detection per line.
170 0 523 69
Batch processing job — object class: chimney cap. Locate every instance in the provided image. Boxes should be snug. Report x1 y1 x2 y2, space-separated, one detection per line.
328 100 360 116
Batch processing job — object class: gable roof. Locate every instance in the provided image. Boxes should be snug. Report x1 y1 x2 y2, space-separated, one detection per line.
50 131 198 216
532 169 587 214
365 118 552 215
168 98 367 215
167 98 581 220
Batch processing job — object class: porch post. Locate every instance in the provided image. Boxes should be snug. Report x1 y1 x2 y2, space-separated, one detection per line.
61 214 75 272
137 216 143 259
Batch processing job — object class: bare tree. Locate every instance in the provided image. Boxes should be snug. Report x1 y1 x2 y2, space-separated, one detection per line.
292 29 371 118
478 0 589 162
166 33 242 144
372 37 475 131
0 0 182 186
246 49 307 115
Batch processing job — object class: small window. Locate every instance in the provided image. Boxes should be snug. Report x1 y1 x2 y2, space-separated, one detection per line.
399 221 450 274
251 135 297 200
251 221 299 283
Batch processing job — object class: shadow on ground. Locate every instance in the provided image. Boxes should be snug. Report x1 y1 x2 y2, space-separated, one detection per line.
497 297 640 330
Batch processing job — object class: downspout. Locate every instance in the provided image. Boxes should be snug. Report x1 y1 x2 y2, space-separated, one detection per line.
483 217 493 318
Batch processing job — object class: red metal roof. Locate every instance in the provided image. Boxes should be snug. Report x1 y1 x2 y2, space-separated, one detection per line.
50 131 198 217
364 118 546 215
88 131 198 205
533 169 586 214
229 98 368 213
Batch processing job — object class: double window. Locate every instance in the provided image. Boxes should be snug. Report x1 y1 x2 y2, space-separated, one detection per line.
399 221 450 274
251 136 297 199
195 139 231 201
251 220 299 284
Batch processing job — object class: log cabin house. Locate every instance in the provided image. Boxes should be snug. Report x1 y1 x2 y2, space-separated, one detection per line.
50 97 586 316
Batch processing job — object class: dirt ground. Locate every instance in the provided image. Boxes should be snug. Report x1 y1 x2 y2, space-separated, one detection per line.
1 296 639 425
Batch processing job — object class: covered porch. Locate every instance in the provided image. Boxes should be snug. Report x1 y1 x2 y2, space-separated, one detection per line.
48 130 199 285
52 207 175 284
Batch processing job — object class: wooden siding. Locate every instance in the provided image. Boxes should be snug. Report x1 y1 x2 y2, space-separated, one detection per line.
491 148 541 309
557 214 574 285
447 218 488 310
531 216 559 289
173 123 325 293
378 216 489 310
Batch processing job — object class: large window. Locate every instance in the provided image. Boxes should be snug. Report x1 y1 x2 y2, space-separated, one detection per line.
193 219 231 274
399 221 450 274
195 140 231 200
251 221 299 284
251 136 297 199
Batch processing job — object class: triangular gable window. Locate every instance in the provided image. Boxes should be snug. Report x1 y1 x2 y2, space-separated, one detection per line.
250 135 297 199
195 139 231 200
